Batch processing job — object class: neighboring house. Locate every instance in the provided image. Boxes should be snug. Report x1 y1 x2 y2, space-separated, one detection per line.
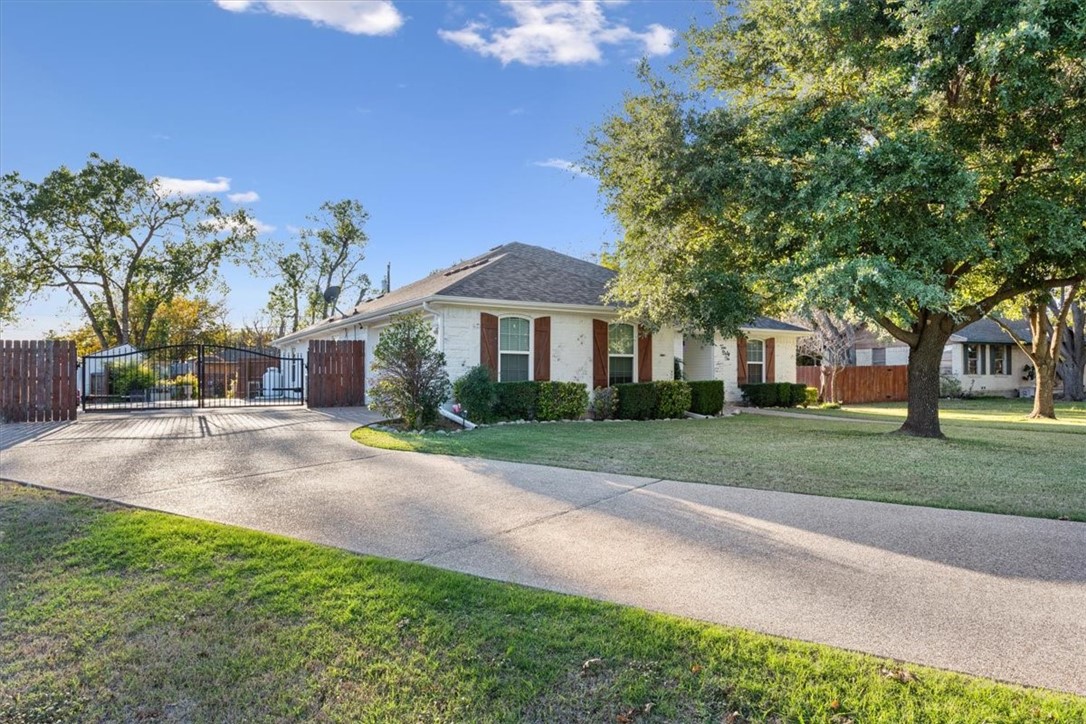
272 242 808 404
855 318 1034 396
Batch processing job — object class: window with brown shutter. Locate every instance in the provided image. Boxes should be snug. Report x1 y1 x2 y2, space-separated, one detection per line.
736 334 748 385
480 313 498 381
592 319 608 389
765 337 776 383
534 316 551 381
637 327 653 382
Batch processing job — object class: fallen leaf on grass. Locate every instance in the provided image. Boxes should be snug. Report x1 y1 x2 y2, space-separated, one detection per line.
581 657 605 677
880 666 919 684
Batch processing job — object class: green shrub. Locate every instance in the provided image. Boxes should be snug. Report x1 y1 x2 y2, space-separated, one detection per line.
494 381 539 420
537 382 589 421
614 382 658 420
792 383 808 407
369 312 450 430
740 383 777 407
803 386 819 408
110 362 156 395
453 365 497 423
776 382 795 406
171 372 199 400
688 380 725 415
589 386 619 420
656 380 692 418
939 374 963 399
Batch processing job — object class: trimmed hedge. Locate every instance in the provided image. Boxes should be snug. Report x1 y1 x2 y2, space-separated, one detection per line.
688 380 725 415
491 380 588 422
494 381 540 420
803 386 819 408
614 381 693 420
656 381 692 419
740 382 808 408
614 383 657 420
536 382 589 421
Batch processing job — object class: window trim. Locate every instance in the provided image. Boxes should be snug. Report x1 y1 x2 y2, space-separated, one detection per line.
965 343 981 375
607 322 636 386
746 338 765 384
497 315 532 382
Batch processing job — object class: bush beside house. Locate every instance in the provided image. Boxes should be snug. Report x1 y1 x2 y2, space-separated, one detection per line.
740 382 808 408
453 367 588 423
688 380 725 415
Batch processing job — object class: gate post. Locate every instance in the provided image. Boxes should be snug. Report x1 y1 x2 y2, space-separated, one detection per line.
197 344 205 409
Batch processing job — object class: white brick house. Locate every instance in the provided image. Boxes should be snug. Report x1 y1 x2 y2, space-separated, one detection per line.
272 243 808 404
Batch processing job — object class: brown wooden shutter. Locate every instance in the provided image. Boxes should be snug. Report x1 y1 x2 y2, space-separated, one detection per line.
765 337 776 383
592 319 608 389
480 312 499 381
534 316 551 381
637 327 653 382
736 334 748 386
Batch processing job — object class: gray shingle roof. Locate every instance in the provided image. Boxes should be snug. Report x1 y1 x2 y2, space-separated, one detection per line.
278 242 804 340
745 316 809 333
954 318 1032 344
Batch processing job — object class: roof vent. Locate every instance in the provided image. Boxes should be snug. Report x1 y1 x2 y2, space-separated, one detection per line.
443 257 491 277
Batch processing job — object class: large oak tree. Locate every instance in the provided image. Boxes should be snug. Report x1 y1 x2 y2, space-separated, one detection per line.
589 0 1086 437
1 154 256 349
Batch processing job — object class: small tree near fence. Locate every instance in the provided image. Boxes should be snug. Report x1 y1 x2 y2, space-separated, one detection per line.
369 313 450 430
797 310 857 403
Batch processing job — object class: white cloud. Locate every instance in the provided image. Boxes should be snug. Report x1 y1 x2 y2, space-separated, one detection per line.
202 216 276 235
227 190 260 203
438 1 675 66
534 158 591 178
153 176 231 196
214 0 404 36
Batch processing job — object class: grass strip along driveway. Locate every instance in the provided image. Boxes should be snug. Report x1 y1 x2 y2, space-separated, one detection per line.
3 484 1083 723
354 413 1086 521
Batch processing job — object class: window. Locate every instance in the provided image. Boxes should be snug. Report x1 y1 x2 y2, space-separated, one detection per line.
498 317 530 381
608 323 635 385
871 348 886 366
965 344 980 375
746 339 765 383
991 344 1008 375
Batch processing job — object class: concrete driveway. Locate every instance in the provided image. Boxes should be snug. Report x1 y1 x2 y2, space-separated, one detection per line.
2 407 1084 695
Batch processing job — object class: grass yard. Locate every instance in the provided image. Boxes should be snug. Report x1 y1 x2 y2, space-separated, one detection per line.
3 484 1083 723
795 398 1086 431
354 413 1086 520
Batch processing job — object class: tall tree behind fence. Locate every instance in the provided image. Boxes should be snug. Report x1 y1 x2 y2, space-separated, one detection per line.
307 340 365 407
797 365 908 404
1 340 78 422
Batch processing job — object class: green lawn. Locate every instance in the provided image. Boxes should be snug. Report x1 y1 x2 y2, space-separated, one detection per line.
3 484 1083 722
795 398 1086 431
354 413 1086 520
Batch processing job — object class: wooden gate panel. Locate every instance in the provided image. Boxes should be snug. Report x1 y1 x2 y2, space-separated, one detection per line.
797 365 908 404
307 340 365 408
1 339 78 422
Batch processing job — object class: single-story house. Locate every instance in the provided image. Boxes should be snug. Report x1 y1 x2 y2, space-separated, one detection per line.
272 242 808 404
855 318 1037 396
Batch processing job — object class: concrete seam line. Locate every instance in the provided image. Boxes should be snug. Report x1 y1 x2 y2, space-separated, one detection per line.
415 478 667 563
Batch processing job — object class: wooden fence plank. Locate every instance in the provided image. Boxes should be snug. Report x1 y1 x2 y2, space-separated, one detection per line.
797 365 908 404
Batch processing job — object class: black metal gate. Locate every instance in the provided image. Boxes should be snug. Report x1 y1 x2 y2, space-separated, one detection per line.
81 344 305 411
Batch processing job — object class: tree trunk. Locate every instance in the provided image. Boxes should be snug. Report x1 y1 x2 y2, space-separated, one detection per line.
1031 359 1058 419
897 320 952 438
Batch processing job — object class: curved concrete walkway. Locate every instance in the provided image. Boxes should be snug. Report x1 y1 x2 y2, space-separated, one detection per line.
2 407 1084 695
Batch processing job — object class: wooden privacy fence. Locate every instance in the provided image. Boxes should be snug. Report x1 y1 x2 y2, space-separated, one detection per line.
797 364 908 404
307 340 365 407
1 340 78 422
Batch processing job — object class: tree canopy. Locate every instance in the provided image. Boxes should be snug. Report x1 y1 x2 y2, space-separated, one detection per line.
265 199 371 334
0 154 257 349
589 0 1086 436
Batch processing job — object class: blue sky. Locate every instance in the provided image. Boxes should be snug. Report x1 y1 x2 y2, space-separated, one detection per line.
1 0 713 339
